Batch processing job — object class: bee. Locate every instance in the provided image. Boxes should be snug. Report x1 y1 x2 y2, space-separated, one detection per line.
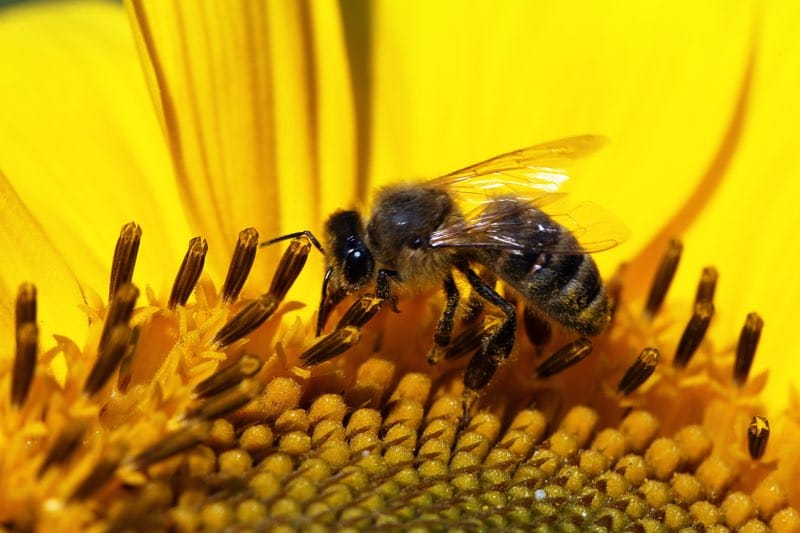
265 135 626 390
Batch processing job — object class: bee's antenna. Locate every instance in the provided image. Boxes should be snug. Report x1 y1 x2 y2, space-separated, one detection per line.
260 230 324 254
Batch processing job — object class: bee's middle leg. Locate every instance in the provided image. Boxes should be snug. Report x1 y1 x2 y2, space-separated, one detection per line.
426 273 460 365
457 264 516 391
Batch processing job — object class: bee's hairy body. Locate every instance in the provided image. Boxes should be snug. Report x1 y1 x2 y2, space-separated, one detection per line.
357 184 609 336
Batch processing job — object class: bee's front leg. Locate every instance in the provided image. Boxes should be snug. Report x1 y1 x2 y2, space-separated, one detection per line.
376 269 400 312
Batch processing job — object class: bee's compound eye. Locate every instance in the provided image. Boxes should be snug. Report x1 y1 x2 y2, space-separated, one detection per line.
409 237 424 250
343 245 374 285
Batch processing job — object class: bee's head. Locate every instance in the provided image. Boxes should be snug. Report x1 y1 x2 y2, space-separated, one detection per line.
325 210 374 290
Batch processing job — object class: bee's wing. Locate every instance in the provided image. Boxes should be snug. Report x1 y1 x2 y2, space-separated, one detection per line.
430 194 628 254
427 135 607 203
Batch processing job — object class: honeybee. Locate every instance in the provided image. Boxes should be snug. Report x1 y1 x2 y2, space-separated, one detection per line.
265 135 626 390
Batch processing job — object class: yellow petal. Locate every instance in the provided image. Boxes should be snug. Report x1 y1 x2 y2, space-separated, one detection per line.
0 1 189 339
366 1 757 273
126 0 356 292
657 2 800 414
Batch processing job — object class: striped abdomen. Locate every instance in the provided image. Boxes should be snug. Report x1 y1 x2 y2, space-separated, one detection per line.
475 202 609 336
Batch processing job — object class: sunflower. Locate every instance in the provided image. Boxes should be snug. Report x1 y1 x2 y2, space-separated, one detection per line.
0 0 798 530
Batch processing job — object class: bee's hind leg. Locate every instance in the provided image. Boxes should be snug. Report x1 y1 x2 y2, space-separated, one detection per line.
457 264 517 392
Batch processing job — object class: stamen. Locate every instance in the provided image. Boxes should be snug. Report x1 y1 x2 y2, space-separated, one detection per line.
185 379 261 421
672 300 714 369
301 326 361 367
267 236 312 302
98 283 139 352
428 317 501 364
108 222 142 301
747 416 769 460
213 294 278 348
523 308 552 347
644 238 682 320
535 338 593 378
214 237 311 348
733 312 763 387
70 446 124 501
168 236 207 310
193 354 263 399
84 325 133 396
37 420 86 478
221 228 259 303
617 347 660 396
15 282 36 327
606 262 627 324
12 323 38 408
694 266 718 305
335 295 383 330
128 421 211 471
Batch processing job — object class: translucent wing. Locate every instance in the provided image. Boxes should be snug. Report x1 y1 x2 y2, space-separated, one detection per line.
429 194 628 254
427 135 607 203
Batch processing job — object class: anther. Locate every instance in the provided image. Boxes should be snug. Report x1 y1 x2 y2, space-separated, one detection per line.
213 294 278 348
214 237 311 348
617 347 660 396
128 421 211 471
523 308 552 347
335 295 383 330
70 446 124 501
13 282 39 407
606 262 627 324
37 420 86 478
694 267 718 305
672 301 714 369
185 379 261 421
12 323 38 408
747 416 769 460
536 338 593 378
99 283 139 352
193 354 263 399
268 236 312 302
221 227 259 303
301 326 361 367
168 236 207 309
733 312 763 387
644 239 682 320
84 325 133 396
109 222 142 301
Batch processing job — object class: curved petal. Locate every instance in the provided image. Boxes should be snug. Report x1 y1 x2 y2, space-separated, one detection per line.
0 1 190 339
365 1 757 273
126 0 356 292
659 2 800 414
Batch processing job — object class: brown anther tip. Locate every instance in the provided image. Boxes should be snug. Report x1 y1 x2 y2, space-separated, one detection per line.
301 326 360 367
694 266 718 305
268 236 312 302
523 308 552 347
168 236 208 309
536 338 593 379
186 378 262 421
193 354 263 399
734 312 764 387
747 415 769 460
644 238 683 320
128 421 211 471
15 282 37 328
99 283 139 353
37 420 87 478
213 294 278 348
84 325 133 396
441 317 501 361
221 227 259 303
109 222 142 301
672 300 714 369
335 295 383 330
11 323 38 408
618 347 660 396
